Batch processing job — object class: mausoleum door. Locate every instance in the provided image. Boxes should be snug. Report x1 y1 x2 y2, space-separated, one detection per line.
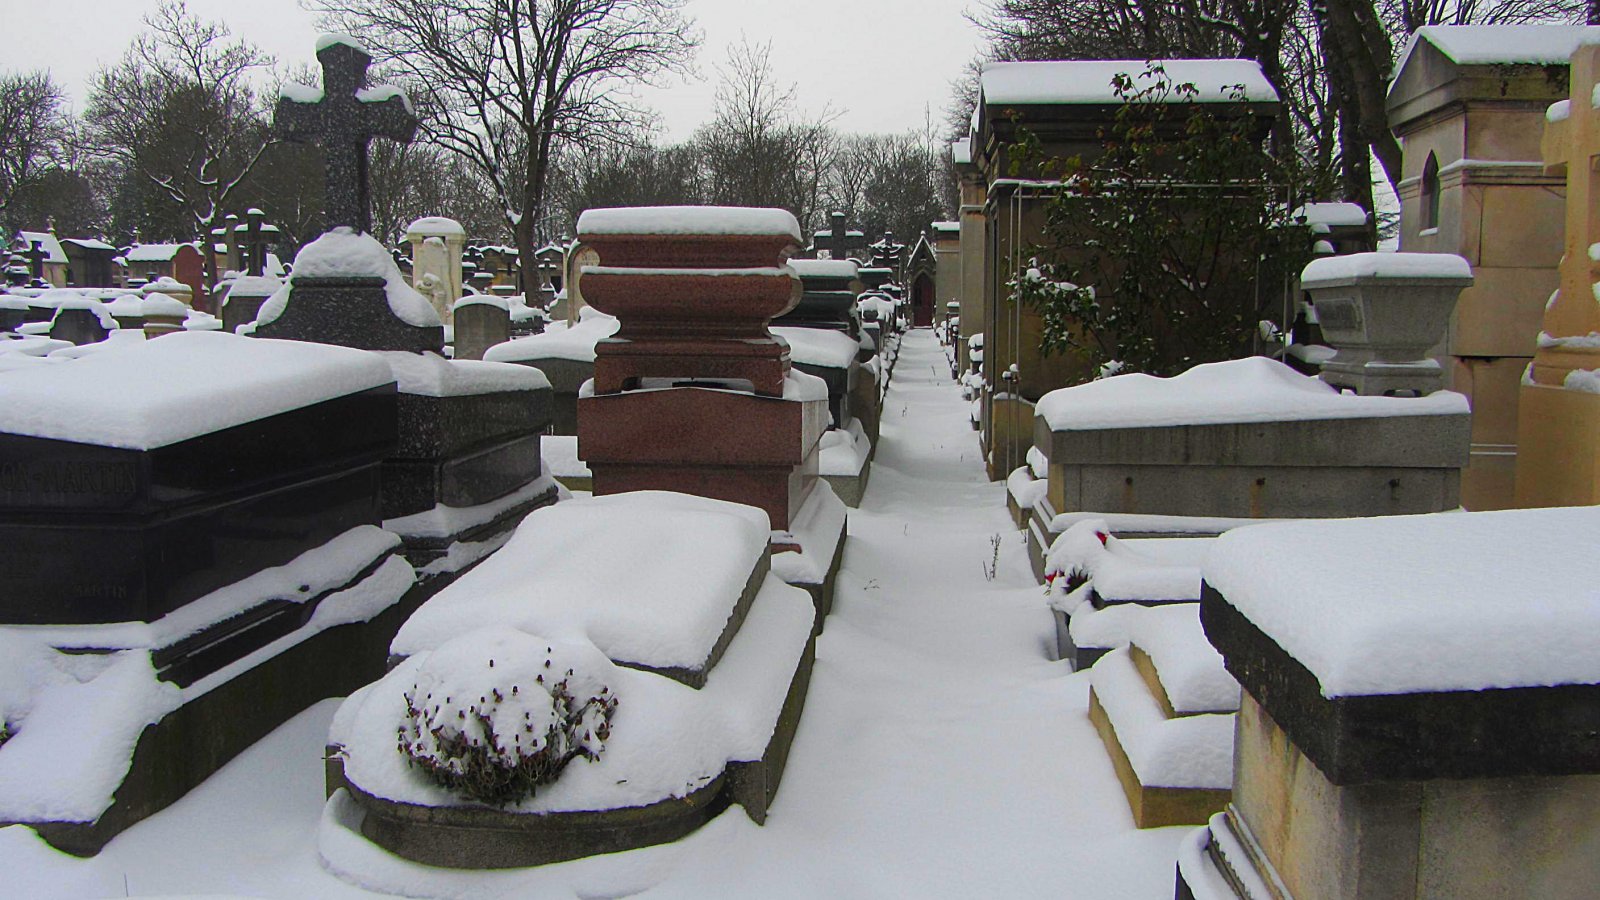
913 274 934 327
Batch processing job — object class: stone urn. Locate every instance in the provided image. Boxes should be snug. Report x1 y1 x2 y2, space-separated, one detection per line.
1299 252 1474 396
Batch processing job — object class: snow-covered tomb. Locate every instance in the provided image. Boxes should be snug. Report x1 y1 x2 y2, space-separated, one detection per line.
1181 506 1600 900
326 491 816 869
0 331 419 854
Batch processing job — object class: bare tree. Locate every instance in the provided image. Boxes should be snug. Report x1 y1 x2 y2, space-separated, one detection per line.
695 40 837 234
0 71 72 232
85 1 273 288
310 0 697 292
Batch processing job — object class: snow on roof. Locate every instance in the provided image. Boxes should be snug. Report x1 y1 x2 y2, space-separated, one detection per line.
1402 24 1592 69
482 309 618 364
788 258 858 279
951 137 972 165
1205 506 1600 697
772 326 859 370
0 331 394 450
1300 251 1472 285
123 243 193 263
60 238 116 252
12 232 65 264
1292 202 1368 228
1036 356 1467 432
391 491 772 670
407 216 464 237
578 207 803 243
980 59 1278 106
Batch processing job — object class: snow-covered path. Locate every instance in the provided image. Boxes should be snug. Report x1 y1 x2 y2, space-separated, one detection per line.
3 329 1186 898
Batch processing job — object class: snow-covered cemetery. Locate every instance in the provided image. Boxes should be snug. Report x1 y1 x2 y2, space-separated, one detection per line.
3 0 1600 897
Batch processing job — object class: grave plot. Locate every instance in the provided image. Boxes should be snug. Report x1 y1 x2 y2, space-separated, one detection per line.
483 307 618 435
574 206 849 632
0 331 417 855
1026 356 1472 578
324 491 816 870
1042 518 1210 670
1181 506 1600 900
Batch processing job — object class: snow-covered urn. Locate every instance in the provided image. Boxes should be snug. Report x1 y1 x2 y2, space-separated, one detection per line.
397 629 618 806
1298 251 1472 396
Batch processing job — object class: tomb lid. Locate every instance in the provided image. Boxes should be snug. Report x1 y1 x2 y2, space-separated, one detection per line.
578 206 802 243
0 330 393 449
1036 356 1467 432
772 326 859 370
787 258 859 279
391 491 771 672
1205 506 1600 698
980 59 1277 107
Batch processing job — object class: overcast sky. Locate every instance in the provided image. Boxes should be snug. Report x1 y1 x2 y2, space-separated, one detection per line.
1 0 987 143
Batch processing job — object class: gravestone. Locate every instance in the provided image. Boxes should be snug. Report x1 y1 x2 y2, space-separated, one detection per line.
450 293 510 361
575 206 848 627
406 216 466 324
47 296 113 346
808 211 867 261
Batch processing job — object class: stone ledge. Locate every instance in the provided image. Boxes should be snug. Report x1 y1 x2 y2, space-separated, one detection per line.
1202 583 1600 785
1087 689 1231 828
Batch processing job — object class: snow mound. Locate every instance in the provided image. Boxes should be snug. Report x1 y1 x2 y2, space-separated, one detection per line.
1300 251 1471 284
484 311 617 364
261 228 441 329
1204 506 1600 697
0 330 394 449
773 326 859 370
1037 356 1467 432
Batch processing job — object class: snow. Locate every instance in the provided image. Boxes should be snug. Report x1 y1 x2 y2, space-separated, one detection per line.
1130 606 1239 715
1006 465 1047 509
817 422 870 478
45 329 145 360
1089 648 1233 790
769 480 848 586
0 331 394 450
382 474 557 541
1565 368 1600 393
0 331 1187 898
772 326 859 370
540 435 590 481
1037 356 1468 432
378 351 549 397
355 85 413 115
1548 98 1571 123
577 207 803 243
223 275 282 303
1204 506 1600 697
952 136 972 165
334 574 813 814
981 59 1278 106
393 492 771 671
451 292 509 311
12 231 65 263
1299 250 1472 284
782 368 830 402
279 82 323 103
1027 446 1048 479
483 309 617 363
786 258 858 279
315 32 371 54
123 243 192 263
1044 520 1205 603
1292 202 1367 227
258 228 441 329
46 294 116 331
1403 24 1592 68
407 216 464 236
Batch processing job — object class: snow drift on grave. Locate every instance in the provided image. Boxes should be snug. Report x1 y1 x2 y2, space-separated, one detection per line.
577 206 802 242
0 330 393 449
1036 356 1466 432
483 308 618 364
392 491 771 670
254 227 440 329
772 326 859 370
1204 506 1600 698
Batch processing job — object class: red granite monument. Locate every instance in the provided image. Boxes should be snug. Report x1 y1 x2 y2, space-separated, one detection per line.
576 207 829 529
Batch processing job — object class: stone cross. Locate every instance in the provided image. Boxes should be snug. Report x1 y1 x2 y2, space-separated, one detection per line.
25 240 47 286
239 208 276 277
812 212 866 261
1529 41 1600 386
275 37 418 234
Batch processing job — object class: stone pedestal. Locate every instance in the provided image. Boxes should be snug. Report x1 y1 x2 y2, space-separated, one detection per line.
574 208 828 531
221 276 281 333
254 276 444 353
